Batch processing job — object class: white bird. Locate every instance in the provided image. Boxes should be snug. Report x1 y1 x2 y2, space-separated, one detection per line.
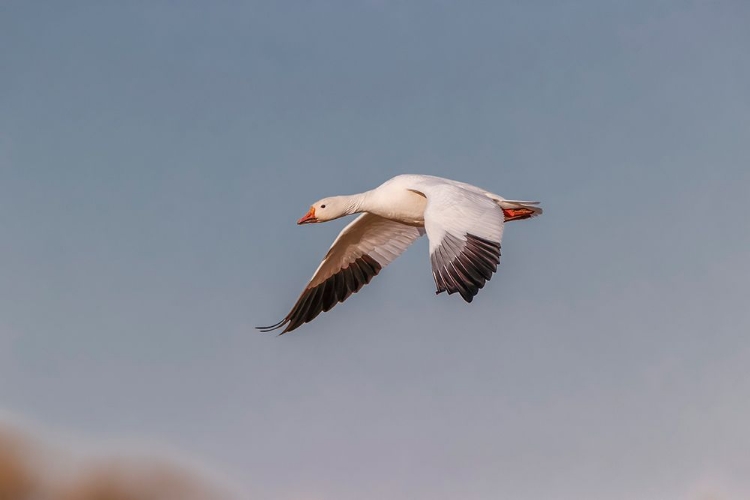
258 174 542 334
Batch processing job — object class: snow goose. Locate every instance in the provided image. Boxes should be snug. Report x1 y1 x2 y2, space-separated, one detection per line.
258 174 541 334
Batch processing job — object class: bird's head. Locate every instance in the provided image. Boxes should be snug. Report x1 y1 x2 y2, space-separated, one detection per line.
297 197 350 224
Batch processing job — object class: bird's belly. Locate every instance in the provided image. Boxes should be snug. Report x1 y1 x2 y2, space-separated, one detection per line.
391 214 425 227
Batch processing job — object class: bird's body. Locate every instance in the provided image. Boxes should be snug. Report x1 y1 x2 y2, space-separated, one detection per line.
259 174 542 334
362 181 428 226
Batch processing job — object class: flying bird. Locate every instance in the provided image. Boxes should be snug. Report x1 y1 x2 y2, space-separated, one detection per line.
258 174 542 334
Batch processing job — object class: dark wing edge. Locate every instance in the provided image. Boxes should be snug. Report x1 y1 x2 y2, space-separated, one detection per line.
431 233 501 303
256 254 382 334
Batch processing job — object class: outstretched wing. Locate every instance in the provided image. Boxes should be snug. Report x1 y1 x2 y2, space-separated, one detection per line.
409 180 504 302
258 213 424 334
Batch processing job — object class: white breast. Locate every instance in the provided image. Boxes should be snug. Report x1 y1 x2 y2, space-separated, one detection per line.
365 180 428 226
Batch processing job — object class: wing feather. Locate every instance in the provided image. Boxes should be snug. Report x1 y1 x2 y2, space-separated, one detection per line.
258 214 424 334
409 179 504 303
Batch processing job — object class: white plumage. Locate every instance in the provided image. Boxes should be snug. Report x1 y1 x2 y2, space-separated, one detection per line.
258 174 542 334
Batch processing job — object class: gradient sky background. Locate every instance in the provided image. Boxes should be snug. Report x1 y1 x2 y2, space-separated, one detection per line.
2 2 750 499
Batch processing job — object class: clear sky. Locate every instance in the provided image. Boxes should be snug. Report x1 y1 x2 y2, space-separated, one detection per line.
1 2 749 499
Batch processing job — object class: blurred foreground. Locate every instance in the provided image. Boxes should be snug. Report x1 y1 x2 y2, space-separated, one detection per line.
0 416 243 500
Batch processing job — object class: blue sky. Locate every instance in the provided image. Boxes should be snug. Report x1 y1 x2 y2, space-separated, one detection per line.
1 2 749 499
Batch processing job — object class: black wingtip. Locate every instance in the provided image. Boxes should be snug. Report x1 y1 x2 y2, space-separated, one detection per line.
431 233 501 303
260 255 384 336
256 319 287 333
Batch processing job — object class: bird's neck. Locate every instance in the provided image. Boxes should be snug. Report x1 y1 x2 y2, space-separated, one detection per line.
341 191 373 215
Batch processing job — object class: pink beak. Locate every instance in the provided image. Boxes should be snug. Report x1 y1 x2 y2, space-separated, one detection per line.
297 207 317 225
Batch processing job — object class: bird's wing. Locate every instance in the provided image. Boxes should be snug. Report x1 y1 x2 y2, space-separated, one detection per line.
258 213 424 334
408 178 504 303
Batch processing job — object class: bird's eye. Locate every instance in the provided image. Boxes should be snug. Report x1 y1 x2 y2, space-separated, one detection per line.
320 204 326 208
